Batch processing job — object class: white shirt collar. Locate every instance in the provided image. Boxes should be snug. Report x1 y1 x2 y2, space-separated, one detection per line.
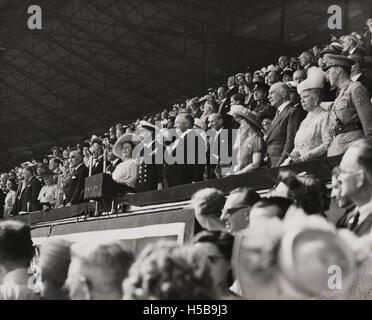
357 201 372 225
277 100 291 114
351 72 362 82
349 47 356 54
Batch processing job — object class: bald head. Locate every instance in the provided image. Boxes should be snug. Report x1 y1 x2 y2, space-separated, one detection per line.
69 150 83 168
208 113 223 130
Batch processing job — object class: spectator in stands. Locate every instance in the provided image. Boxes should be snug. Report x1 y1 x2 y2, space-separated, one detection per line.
217 86 229 115
281 69 294 83
288 81 308 122
55 158 71 208
331 166 357 229
363 18 372 56
0 221 39 300
298 51 316 75
250 82 276 121
272 171 329 217
236 73 245 85
248 197 293 227
220 187 260 235
66 241 133 300
342 34 364 56
116 123 124 139
324 54 372 156
282 68 332 164
230 93 245 107
200 100 217 124
0 173 8 219
37 170 58 211
48 157 61 184
278 56 290 72
38 238 72 300
245 71 253 85
135 121 164 192
64 150 88 205
312 45 322 61
349 54 372 94
266 82 303 167
106 141 121 175
243 83 255 107
82 143 91 167
123 241 215 299
111 133 139 192
193 231 234 297
3 179 17 219
266 70 280 86
13 166 42 214
293 69 306 84
337 139 372 236
91 140 104 175
190 188 226 232
109 126 116 140
164 113 205 187
229 106 265 174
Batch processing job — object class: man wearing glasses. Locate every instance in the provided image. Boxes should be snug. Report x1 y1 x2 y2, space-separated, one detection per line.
220 187 260 235
337 139 372 236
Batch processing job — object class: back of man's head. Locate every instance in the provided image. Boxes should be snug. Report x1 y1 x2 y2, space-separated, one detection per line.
0 221 34 269
68 241 134 300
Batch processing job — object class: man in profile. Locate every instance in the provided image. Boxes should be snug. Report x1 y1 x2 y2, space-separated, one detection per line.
66 241 133 300
337 139 372 236
0 220 39 300
64 150 88 205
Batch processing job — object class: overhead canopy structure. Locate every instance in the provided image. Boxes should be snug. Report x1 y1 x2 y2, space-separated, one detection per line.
0 0 369 169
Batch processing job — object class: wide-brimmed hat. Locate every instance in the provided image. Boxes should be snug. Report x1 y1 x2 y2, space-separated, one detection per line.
229 106 263 131
139 120 158 132
113 133 141 158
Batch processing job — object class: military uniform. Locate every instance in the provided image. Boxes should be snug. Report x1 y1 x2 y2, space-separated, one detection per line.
327 79 372 156
322 54 372 156
250 100 276 121
135 140 163 193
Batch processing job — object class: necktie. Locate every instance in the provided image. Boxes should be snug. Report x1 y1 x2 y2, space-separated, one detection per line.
349 211 360 231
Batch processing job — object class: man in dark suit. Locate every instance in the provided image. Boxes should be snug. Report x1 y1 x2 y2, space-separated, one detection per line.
338 139 372 236
106 140 122 175
342 34 365 56
64 150 89 205
298 51 317 76
91 139 104 175
207 113 234 179
265 82 303 167
13 166 42 214
164 113 206 187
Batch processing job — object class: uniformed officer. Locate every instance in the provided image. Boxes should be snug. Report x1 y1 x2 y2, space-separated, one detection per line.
250 82 276 121
323 54 372 156
135 121 163 192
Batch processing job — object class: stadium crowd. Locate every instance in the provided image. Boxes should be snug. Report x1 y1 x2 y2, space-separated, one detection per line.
0 19 371 301
1 20 372 218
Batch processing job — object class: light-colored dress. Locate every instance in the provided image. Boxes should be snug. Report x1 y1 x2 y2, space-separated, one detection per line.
38 184 58 206
3 190 16 219
290 106 332 161
112 158 139 188
233 126 265 172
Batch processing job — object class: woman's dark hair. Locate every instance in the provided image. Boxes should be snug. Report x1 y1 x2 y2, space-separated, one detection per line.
7 179 17 191
277 170 329 216
193 231 234 261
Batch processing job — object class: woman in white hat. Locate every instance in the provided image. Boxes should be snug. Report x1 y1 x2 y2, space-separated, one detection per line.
111 133 139 191
229 105 265 175
282 68 332 165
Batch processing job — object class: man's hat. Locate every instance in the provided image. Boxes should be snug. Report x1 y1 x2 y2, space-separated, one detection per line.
113 133 141 158
322 54 355 71
252 82 270 93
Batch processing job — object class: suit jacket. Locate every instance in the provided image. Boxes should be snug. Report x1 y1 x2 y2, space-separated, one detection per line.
64 164 89 204
265 102 303 167
106 158 122 175
164 130 206 187
14 176 42 214
91 156 104 175
353 214 372 237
